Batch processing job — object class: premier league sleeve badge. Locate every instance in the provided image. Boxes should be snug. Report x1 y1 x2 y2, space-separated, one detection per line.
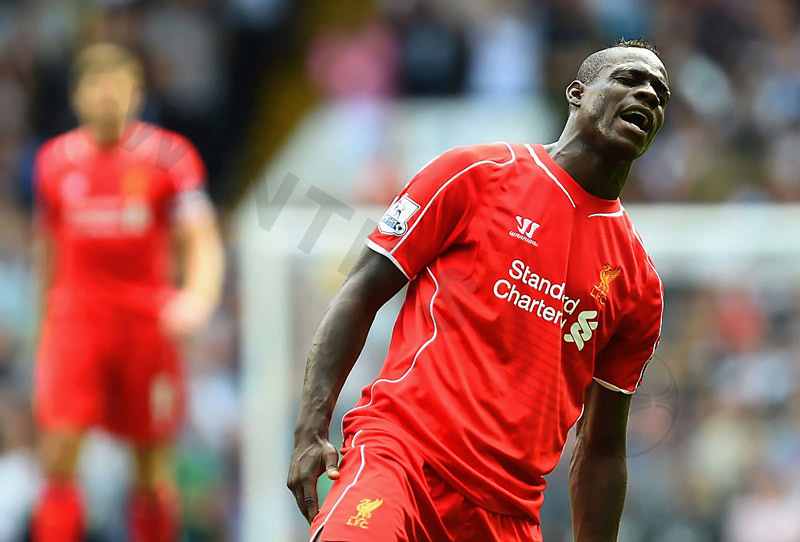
378 195 421 236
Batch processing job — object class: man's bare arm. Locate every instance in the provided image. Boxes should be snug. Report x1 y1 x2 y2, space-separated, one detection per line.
33 233 54 341
287 247 408 523
569 381 632 542
161 203 224 337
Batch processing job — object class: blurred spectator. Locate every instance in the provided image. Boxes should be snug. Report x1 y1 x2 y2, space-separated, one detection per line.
394 4 466 95
307 17 400 99
723 467 800 542
0 396 38 542
766 129 800 200
464 1 544 98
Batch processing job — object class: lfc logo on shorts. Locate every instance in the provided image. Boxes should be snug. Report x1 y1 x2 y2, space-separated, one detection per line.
346 498 383 529
590 263 622 306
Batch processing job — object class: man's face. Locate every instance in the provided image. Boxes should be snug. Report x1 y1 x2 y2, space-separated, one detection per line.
572 48 670 160
73 66 142 130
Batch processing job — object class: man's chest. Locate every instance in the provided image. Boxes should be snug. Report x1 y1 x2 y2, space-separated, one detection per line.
448 182 639 354
50 156 171 238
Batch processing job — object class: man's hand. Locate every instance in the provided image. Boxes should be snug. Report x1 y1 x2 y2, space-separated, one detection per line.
285 247 407 522
287 432 341 523
159 289 214 338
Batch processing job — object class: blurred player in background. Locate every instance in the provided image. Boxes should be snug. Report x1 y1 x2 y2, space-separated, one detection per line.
32 44 224 542
288 39 668 541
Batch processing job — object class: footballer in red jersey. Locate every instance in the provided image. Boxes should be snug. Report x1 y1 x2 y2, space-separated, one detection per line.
288 40 669 542
289 38 670 542
32 44 224 542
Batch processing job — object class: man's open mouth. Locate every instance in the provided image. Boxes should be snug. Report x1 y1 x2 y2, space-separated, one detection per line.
619 109 651 134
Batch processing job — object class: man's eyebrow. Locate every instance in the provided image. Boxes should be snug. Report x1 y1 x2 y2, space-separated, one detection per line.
613 67 670 96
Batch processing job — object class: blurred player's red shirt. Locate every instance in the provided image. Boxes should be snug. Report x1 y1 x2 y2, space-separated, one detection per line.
343 143 663 524
34 122 205 319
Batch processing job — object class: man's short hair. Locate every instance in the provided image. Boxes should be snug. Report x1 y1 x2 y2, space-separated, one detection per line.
576 38 661 84
70 43 144 88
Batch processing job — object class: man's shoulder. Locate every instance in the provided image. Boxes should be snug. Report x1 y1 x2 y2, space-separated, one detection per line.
400 143 532 213
125 122 198 169
435 142 519 171
131 122 191 147
36 128 86 166
412 142 520 194
618 213 661 286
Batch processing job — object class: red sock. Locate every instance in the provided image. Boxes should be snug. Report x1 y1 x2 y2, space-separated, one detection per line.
129 486 180 542
32 480 84 542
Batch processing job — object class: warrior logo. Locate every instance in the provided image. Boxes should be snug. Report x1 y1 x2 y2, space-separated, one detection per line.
347 498 384 529
509 216 541 245
515 216 541 238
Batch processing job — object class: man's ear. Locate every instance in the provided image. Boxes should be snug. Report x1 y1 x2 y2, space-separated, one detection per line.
566 80 584 108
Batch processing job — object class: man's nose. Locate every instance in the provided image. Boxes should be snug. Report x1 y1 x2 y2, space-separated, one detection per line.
633 84 659 108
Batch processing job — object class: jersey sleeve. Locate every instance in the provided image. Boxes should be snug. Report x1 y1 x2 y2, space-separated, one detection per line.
163 136 211 222
165 136 206 193
593 271 663 394
366 146 507 280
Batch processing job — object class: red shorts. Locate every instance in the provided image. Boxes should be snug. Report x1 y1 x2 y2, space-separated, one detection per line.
35 312 184 444
310 434 541 542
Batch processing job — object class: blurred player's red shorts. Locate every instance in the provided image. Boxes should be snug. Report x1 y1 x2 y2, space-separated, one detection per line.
310 432 542 542
35 312 183 444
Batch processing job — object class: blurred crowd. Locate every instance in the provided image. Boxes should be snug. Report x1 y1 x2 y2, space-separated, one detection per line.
306 0 800 204
2 0 800 541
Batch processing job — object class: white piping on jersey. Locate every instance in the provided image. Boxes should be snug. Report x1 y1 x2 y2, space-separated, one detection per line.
308 444 367 542
524 143 576 208
593 377 634 395
588 208 626 218
390 143 517 256
365 239 410 280
630 226 665 392
340 266 441 439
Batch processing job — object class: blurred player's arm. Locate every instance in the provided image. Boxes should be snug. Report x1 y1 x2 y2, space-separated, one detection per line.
161 194 224 338
287 247 407 523
569 381 632 542
33 232 54 339
33 146 56 340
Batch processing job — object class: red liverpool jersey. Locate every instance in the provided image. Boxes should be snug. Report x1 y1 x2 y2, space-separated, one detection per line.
34 122 206 319
343 143 663 523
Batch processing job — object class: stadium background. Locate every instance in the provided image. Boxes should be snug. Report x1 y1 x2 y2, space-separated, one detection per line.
1 1 800 541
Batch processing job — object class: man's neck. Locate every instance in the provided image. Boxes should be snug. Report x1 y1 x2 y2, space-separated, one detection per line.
543 132 632 201
86 120 129 149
